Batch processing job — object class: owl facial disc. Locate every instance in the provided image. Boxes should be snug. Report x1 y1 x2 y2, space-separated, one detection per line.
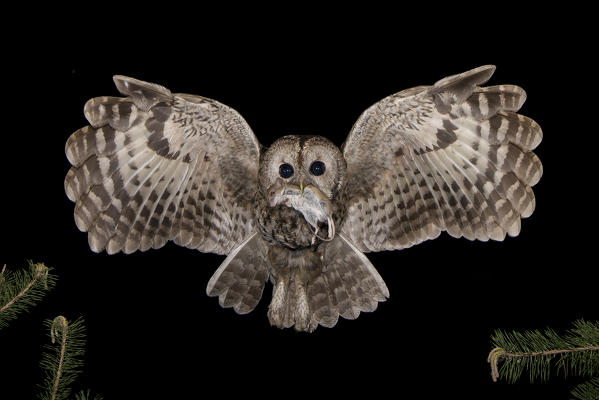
269 185 335 243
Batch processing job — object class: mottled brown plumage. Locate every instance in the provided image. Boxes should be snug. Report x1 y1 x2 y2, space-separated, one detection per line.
64 65 543 331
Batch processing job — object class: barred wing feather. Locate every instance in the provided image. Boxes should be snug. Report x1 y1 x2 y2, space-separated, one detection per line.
341 65 543 252
65 76 261 255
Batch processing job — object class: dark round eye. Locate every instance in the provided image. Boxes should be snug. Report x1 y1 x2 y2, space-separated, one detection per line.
309 161 326 176
279 163 294 178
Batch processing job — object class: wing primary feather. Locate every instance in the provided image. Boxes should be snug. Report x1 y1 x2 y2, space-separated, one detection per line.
454 127 536 219
426 150 474 239
402 158 441 242
449 140 514 240
137 159 186 250
440 145 492 241
414 152 461 237
123 157 169 253
102 151 161 253
150 155 198 248
192 160 216 250
65 133 147 202
136 158 182 251
392 168 419 247
71 138 150 231
382 172 407 249
106 153 162 254
434 149 483 240
152 160 193 249
175 152 207 247
408 152 448 234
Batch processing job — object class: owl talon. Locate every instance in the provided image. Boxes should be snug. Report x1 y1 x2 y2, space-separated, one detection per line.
310 216 335 243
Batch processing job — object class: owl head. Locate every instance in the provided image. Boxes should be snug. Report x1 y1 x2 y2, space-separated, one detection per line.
259 135 347 239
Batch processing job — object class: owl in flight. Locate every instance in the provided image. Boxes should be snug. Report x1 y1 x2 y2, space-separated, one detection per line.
65 66 542 332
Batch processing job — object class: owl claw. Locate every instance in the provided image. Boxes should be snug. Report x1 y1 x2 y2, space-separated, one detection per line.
311 216 335 244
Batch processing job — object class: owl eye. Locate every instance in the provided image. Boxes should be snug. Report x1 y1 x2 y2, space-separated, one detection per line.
279 163 294 178
309 161 326 176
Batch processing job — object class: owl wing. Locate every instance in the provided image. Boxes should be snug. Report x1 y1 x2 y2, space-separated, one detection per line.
65 76 261 255
340 65 543 252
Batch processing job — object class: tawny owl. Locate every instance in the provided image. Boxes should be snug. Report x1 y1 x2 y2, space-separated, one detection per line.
64 65 542 332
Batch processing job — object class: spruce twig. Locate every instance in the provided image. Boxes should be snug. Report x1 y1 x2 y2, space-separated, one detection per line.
38 316 87 400
488 345 599 383
488 320 599 399
74 389 104 400
571 377 599 400
0 261 56 330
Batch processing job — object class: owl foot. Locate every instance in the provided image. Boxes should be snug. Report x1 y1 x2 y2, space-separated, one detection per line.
267 273 317 332
310 216 335 245
293 281 311 331
267 279 287 328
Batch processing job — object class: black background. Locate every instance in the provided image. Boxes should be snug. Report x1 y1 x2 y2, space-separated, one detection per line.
1 5 597 399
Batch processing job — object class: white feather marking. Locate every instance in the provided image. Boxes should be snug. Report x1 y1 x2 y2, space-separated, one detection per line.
497 115 509 142
479 94 489 116
483 181 494 196
98 104 106 121
496 145 508 170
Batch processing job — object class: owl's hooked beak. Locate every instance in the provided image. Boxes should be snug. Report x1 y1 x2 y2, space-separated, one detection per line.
269 184 335 242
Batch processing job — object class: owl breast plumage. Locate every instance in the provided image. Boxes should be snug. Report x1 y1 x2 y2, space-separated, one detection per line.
64 66 542 331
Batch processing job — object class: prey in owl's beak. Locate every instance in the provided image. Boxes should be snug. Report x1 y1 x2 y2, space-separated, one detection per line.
269 184 335 243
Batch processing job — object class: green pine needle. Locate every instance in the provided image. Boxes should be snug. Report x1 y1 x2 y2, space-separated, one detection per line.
488 320 599 399
571 377 599 400
489 320 599 384
38 316 87 400
0 261 56 330
74 389 104 400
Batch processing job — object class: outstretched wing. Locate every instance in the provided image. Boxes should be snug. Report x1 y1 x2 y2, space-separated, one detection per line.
65 76 261 255
341 65 543 252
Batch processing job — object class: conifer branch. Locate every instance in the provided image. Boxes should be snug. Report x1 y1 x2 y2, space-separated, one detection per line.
74 389 104 400
488 320 599 399
0 261 56 329
488 345 599 382
51 316 68 400
571 377 599 400
39 316 86 400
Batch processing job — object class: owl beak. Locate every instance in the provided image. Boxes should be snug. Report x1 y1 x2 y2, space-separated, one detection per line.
299 178 304 194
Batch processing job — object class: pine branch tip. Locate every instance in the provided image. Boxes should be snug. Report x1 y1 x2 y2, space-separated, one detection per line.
51 316 67 344
487 347 506 382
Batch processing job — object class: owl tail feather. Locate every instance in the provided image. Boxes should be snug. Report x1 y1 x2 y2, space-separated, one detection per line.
267 234 390 332
206 232 270 315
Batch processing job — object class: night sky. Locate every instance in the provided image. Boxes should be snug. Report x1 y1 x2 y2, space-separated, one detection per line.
1 7 596 399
